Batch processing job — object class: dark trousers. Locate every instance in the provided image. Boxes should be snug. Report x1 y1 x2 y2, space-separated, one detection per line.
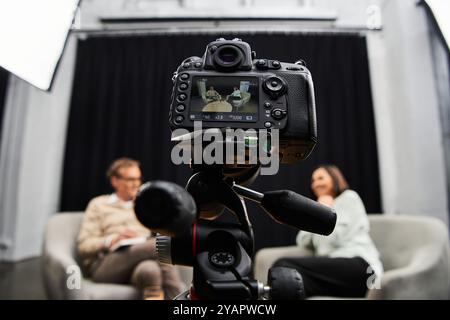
273 256 370 298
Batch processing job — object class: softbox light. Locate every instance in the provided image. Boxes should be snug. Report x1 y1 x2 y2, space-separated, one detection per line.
423 0 450 51
0 0 80 91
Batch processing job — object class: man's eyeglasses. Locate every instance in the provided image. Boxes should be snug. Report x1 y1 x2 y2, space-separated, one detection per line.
116 175 142 183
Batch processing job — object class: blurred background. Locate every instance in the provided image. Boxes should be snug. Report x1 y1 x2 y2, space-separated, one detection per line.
0 0 449 299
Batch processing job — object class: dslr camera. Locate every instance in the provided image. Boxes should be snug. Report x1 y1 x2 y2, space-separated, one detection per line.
169 38 317 164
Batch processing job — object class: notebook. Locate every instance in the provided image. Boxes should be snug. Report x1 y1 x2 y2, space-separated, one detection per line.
109 236 148 252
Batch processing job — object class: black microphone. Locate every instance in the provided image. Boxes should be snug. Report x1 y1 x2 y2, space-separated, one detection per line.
134 181 197 237
260 190 337 236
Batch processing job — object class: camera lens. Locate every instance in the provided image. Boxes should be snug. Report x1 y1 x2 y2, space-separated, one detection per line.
214 45 243 69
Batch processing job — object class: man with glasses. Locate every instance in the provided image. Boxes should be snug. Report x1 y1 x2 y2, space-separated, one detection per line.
77 158 184 300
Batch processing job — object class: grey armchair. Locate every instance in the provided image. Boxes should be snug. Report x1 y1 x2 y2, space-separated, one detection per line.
254 215 450 300
42 212 193 300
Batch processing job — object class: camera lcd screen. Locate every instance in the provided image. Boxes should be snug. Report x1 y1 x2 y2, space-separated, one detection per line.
189 76 259 122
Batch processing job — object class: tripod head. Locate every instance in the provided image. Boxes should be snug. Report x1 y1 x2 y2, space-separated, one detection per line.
134 164 337 300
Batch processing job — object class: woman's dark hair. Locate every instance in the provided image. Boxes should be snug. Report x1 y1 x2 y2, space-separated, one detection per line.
310 164 349 199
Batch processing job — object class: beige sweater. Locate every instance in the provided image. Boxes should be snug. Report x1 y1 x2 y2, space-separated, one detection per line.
77 194 151 270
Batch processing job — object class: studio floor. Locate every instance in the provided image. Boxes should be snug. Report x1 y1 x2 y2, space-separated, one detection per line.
0 258 47 299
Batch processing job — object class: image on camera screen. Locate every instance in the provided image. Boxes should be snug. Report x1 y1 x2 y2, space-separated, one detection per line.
189 76 259 122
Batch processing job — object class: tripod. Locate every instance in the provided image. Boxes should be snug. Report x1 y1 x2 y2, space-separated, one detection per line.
135 164 337 300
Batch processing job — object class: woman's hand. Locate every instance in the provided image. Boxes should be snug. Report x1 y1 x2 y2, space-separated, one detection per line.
318 195 334 207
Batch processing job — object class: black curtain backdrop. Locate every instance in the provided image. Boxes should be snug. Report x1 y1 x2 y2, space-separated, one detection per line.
0 67 9 145
0 67 9 142
61 33 382 250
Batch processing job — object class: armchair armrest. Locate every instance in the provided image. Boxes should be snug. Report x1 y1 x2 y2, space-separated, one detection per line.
367 246 450 300
42 245 89 299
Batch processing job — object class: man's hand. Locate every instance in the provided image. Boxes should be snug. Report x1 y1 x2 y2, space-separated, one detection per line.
318 195 334 208
110 228 138 247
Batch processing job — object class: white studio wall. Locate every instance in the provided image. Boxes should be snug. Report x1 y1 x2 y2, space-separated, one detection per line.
367 0 448 224
0 36 78 261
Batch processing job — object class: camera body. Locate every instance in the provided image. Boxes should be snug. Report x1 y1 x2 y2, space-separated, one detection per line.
169 38 317 164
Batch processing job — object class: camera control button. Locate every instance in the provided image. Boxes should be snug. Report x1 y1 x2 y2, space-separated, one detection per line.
179 83 188 91
264 122 273 128
271 108 286 120
194 62 202 68
183 63 191 69
180 73 189 80
174 115 185 124
177 94 187 101
264 102 272 109
256 59 268 69
272 60 281 69
176 104 186 112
